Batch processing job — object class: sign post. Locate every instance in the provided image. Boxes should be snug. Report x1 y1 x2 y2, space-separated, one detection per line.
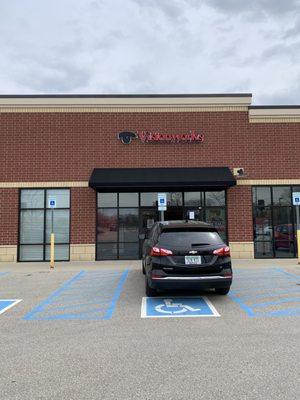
48 198 56 269
157 193 167 222
292 193 300 264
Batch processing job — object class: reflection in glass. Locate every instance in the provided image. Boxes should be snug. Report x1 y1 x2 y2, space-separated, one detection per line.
119 209 139 242
97 209 118 242
272 187 291 206
252 187 271 207
273 207 293 240
253 207 273 240
97 243 118 260
97 193 117 208
119 243 139 259
205 208 226 241
21 190 44 209
119 193 139 207
140 193 157 207
254 242 273 258
45 210 70 243
167 192 182 206
20 210 44 244
184 192 201 206
205 191 225 206
19 245 44 261
184 208 203 221
46 189 70 208
275 241 294 257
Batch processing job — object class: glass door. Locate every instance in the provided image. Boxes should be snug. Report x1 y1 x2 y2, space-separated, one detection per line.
139 208 158 257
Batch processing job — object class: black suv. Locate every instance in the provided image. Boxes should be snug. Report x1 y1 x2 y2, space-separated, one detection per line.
142 220 232 297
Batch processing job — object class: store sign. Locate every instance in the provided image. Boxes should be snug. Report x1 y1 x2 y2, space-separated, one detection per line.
117 130 204 144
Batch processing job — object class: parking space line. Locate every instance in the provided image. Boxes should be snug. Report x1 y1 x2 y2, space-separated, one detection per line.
0 299 22 315
24 269 129 321
230 268 300 317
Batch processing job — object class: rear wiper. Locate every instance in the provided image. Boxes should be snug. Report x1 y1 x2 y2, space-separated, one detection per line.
191 243 210 246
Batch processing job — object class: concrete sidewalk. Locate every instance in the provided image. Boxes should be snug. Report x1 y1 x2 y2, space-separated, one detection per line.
0 258 299 274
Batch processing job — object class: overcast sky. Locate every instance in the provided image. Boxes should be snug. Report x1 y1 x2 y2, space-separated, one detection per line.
0 0 300 104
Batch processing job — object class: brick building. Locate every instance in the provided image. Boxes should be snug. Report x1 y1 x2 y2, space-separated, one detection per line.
0 94 299 262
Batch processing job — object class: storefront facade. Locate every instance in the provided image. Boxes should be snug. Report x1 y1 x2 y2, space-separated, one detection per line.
0 94 299 262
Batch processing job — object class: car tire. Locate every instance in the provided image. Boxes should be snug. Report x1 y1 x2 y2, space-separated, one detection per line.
215 287 230 295
145 277 157 297
142 259 145 275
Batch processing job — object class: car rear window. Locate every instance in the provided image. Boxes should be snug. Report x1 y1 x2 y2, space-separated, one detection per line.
158 229 223 247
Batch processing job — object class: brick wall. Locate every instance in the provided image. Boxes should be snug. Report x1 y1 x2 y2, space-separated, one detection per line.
70 187 96 244
0 189 19 245
1 112 299 182
227 186 253 242
1 110 299 250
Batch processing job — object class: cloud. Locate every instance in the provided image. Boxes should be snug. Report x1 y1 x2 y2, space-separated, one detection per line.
0 0 299 104
206 0 300 16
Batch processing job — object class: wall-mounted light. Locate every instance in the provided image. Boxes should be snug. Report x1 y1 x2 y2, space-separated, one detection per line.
233 168 245 177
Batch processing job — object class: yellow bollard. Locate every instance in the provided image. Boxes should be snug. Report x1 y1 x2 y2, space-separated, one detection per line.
50 233 55 269
297 230 300 265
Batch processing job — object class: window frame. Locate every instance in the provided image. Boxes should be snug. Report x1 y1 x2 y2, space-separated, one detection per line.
18 188 71 262
252 185 297 259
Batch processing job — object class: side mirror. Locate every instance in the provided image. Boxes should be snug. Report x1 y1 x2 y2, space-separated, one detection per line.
139 233 146 240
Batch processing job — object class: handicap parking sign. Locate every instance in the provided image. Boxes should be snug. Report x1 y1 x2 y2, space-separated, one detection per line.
141 297 220 318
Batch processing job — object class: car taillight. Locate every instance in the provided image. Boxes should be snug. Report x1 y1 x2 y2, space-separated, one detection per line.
150 247 173 256
213 246 230 257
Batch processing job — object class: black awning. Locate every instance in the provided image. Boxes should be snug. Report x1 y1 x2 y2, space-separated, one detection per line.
89 167 236 191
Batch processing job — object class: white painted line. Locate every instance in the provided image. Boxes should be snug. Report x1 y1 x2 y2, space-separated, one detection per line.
0 299 22 315
141 296 220 318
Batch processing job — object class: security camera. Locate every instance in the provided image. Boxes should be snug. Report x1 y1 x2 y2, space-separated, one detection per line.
233 168 245 177
117 131 137 144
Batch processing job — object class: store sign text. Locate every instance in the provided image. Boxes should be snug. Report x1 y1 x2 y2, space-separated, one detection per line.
117 130 204 144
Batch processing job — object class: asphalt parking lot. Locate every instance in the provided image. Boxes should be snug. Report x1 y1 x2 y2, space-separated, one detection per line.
0 260 299 400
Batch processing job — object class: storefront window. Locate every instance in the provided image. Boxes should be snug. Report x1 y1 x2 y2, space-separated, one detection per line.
205 191 225 206
140 193 157 207
252 187 271 207
252 186 297 258
97 193 117 208
19 189 70 261
184 192 201 206
272 187 291 206
119 193 139 207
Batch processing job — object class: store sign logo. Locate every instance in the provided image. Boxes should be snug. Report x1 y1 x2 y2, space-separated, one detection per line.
117 130 204 144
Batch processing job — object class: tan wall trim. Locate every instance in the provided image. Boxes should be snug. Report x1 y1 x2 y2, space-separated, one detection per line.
1 179 299 189
229 242 254 259
0 106 249 113
70 244 95 261
0 181 89 188
0 245 17 262
237 179 300 186
0 95 251 106
249 108 300 123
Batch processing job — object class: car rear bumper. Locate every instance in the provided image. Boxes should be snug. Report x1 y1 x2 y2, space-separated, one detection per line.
149 275 232 290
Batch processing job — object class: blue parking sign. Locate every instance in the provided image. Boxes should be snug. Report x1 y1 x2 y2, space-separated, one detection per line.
141 297 220 318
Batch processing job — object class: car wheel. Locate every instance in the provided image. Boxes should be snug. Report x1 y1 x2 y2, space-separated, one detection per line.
142 259 145 275
145 277 156 297
215 287 230 295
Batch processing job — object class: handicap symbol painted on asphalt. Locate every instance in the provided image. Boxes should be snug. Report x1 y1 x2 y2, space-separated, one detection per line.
141 297 220 318
0 299 22 315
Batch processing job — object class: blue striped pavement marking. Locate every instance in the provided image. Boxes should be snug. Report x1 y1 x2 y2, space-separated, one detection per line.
24 269 129 321
0 272 9 277
230 268 300 317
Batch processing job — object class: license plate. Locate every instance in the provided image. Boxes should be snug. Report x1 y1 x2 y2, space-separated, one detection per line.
185 255 202 265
